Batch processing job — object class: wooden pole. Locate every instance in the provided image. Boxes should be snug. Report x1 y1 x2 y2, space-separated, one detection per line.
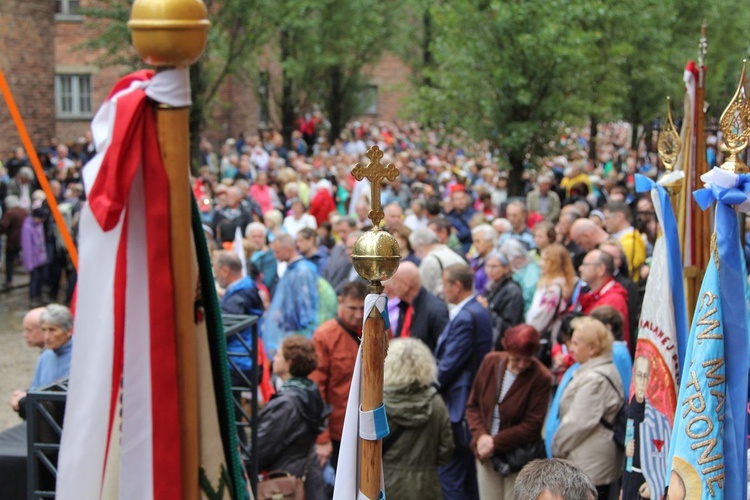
0 67 79 269
693 80 710 302
156 102 200 499
360 283 386 499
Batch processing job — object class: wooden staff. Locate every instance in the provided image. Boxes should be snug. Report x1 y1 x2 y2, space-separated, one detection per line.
360 283 387 498
351 145 401 498
0 67 79 269
128 1 210 498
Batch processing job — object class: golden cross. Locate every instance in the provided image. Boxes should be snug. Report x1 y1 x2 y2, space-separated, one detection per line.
352 145 400 227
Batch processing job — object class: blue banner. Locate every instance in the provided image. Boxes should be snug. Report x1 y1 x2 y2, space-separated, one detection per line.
668 255 727 498
668 168 750 499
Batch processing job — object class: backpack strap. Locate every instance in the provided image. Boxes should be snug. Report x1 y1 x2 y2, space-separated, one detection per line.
593 368 623 428
335 318 361 345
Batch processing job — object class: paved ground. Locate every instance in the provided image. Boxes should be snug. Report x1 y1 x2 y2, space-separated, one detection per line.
0 272 40 431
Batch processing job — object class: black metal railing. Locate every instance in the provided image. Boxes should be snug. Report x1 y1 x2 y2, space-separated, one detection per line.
222 313 260 497
26 380 67 500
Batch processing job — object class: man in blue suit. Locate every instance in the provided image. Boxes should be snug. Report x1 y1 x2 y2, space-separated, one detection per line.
435 263 493 500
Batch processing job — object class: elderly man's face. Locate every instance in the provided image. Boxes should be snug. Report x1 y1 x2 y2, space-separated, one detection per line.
248 228 266 249
22 313 44 348
578 251 603 284
506 204 526 232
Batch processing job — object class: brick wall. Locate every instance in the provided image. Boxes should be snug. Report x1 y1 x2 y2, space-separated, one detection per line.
362 53 413 123
0 0 56 156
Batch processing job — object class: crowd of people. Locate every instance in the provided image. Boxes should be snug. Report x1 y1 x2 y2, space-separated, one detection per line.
2 117 723 499
194 119 679 499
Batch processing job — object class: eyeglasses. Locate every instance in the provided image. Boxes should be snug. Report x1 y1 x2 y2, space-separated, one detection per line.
579 262 599 267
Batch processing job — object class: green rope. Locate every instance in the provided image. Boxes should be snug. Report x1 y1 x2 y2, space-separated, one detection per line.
191 195 250 500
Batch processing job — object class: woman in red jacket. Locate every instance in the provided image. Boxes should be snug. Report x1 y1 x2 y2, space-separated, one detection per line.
466 324 553 499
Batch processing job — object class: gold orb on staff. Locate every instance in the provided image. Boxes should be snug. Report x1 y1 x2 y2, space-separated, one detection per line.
350 145 401 499
351 145 402 285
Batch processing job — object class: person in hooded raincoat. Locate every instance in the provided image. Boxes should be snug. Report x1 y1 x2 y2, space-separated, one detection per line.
382 338 454 499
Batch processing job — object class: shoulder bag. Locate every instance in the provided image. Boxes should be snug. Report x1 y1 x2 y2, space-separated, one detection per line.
257 448 313 500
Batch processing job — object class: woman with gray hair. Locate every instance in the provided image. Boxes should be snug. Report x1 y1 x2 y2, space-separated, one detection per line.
383 338 454 499
477 251 525 347
246 221 278 294
499 239 539 314
31 304 74 391
470 224 498 295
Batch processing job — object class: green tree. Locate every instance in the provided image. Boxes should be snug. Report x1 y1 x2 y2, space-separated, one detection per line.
267 0 407 145
417 0 593 194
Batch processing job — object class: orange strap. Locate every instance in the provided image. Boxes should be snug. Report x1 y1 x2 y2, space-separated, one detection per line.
0 67 79 269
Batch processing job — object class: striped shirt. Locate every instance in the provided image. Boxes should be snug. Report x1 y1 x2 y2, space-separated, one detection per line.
490 369 517 435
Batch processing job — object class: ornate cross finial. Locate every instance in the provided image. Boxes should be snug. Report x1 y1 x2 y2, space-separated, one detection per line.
352 145 399 227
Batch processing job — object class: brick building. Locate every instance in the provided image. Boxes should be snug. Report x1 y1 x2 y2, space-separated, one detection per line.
0 0 56 155
0 1 412 156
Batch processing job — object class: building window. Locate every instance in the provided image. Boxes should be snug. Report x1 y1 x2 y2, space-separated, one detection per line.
56 0 81 20
55 75 92 119
56 0 80 14
360 85 378 115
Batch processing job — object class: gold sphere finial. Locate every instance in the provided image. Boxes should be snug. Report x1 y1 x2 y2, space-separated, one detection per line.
128 0 210 67
351 228 401 283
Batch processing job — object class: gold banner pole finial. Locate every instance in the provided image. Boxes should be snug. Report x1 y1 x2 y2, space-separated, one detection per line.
350 145 401 499
657 97 683 213
718 60 750 174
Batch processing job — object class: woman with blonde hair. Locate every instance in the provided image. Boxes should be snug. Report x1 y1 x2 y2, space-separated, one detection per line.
525 243 576 365
262 209 284 243
552 317 624 499
383 338 454 499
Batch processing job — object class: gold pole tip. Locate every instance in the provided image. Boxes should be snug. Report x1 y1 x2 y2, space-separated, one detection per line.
128 0 210 67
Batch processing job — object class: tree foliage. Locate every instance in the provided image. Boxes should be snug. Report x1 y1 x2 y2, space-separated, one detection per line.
416 0 593 192
411 0 750 194
266 0 406 143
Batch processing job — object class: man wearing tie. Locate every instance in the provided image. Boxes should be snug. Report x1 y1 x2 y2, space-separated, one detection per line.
435 263 493 500
386 261 449 352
